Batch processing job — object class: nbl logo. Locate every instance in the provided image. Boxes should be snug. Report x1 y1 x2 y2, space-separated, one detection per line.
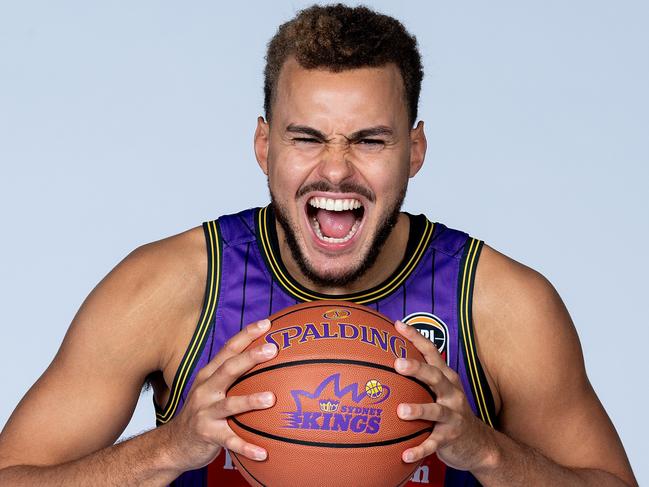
402 312 450 366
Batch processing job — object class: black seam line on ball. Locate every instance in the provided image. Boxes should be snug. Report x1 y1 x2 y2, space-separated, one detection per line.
227 358 435 400
395 466 420 487
230 417 433 449
231 451 266 487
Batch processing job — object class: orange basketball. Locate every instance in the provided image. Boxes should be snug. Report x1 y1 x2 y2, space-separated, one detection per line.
227 300 434 487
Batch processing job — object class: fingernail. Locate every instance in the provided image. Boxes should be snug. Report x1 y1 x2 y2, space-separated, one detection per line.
257 319 271 331
399 404 411 418
254 449 267 461
404 451 415 463
261 343 277 357
259 392 274 407
396 320 407 330
395 358 408 371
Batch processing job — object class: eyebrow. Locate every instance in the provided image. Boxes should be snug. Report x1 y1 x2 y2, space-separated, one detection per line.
286 124 328 141
285 124 394 142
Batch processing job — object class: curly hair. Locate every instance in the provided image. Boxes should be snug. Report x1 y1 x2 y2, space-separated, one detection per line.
264 4 424 127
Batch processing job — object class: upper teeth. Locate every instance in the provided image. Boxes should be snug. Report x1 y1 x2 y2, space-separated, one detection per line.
308 197 362 211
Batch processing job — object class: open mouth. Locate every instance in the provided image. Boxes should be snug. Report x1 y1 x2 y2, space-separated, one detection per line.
306 196 365 244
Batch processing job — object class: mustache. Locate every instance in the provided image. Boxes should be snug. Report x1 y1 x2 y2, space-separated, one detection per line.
297 181 375 203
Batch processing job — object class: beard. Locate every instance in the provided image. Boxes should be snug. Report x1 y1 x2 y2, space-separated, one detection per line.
270 182 407 288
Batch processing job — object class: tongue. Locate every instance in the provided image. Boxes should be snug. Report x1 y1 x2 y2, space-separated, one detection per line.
316 209 356 239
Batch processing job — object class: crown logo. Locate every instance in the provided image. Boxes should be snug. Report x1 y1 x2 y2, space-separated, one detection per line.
319 399 340 412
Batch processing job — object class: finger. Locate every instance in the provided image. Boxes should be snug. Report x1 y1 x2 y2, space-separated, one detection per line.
222 428 268 461
200 319 272 378
397 401 452 423
395 320 447 369
402 435 441 463
394 358 456 398
396 320 462 386
215 392 276 418
205 341 278 391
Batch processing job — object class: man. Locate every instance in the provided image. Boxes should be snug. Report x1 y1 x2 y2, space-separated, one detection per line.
0 4 637 486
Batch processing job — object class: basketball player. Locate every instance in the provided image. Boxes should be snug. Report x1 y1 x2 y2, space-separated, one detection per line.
0 4 637 486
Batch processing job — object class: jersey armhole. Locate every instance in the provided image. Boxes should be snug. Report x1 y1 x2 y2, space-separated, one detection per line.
458 238 498 428
155 220 222 425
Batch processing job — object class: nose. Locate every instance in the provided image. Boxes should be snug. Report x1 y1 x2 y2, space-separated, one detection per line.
316 143 355 186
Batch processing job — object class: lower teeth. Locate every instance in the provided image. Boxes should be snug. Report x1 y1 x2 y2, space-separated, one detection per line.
312 218 360 243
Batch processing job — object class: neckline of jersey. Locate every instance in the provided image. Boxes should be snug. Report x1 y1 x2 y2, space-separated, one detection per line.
254 205 434 304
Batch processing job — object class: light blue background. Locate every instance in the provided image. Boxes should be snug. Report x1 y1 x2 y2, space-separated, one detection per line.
1 1 647 483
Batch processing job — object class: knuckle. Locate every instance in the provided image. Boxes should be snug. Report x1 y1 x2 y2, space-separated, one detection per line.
448 393 464 411
428 366 442 384
220 358 239 377
415 445 428 459
410 403 423 418
198 363 218 383
447 425 462 441
424 438 438 453
223 338 237 354
219 396 238 416
223 435 238 450
194 409 213 430
410 359 424 374
422 339 436 351
430 402 443 419
248 347 262 362
452 412 465 429
200 427 215 444
196 420 217 443
191 386 207 405
249 394 262 408
447 369 461 385
408 446 422 461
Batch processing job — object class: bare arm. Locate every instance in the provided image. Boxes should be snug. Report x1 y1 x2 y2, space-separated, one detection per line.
0 229 277 485
393 245 637 486
0 426 179 486
472 245 636 486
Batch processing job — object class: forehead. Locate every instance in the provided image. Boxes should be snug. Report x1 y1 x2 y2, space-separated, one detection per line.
273 58 409 130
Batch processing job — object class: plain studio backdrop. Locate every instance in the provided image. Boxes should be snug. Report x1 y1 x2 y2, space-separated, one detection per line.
1 0 647 483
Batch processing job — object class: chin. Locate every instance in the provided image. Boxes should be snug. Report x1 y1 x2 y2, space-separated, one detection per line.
270 182 405 289
303 252 371 286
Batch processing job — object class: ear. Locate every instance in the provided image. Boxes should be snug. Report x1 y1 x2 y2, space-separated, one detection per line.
254 116 270 175
408 121 427 178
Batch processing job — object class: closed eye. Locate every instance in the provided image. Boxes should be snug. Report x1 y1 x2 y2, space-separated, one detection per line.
293 137 321 144
357 139 385 145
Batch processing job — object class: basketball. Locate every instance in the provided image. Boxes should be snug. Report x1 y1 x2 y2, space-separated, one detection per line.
227 300 434 487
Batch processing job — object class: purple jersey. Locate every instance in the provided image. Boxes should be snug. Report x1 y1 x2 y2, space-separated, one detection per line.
154 206 496 486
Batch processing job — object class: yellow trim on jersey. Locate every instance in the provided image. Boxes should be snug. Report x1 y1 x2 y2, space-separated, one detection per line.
155 220 220 424
459 238 494 427
257 206 434 304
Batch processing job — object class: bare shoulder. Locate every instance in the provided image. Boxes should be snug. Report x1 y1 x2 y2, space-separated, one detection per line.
473 245 579 372
112 224 207 301
69 224 207 369
472 244 582 410
473 244 569 329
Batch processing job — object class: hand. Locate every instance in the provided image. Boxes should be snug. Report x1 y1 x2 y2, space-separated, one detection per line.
393 320 497 471
163 319 278 472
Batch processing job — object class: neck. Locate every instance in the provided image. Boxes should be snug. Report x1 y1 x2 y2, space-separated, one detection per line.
276 212 411 295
